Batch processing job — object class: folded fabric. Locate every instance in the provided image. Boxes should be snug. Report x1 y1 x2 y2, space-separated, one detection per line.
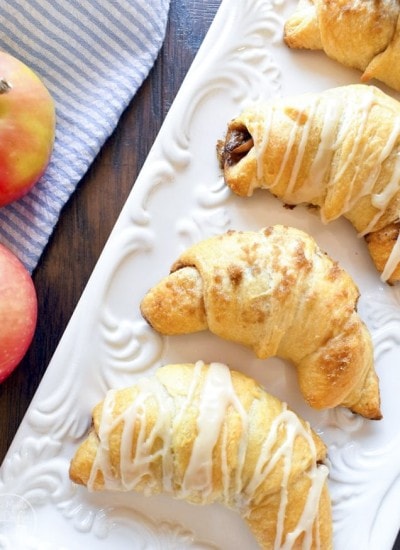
0 0 170 272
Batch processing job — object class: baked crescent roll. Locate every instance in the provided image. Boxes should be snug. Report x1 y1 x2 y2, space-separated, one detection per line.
69 362 333 549
140 226 381 419
217 84 400 284
283 0 400 93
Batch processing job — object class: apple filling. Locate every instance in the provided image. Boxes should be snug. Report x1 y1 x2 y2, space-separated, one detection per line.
217 124 253 169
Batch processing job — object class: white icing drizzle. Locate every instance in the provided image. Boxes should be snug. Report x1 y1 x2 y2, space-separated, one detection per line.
381 230 400 282
87 388 119 490
269 107 305 192
87 362 328 548
181 362 248 499
325 86 376 218
220 420 231 504
360 118 400 219
247 88 400 281
255 104 275 185
284 100 320 200
297 97 340 203
173 360 203 427
87 378 174 494
118 377 174 494
360 149 400 238
242 407 327 550
372 154 400 210
282 464 328 550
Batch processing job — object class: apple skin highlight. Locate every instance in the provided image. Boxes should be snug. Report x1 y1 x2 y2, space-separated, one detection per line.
0 51 56 206
0 244 38 382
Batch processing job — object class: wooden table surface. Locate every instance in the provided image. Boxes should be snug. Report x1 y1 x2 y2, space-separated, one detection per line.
0 1 399 548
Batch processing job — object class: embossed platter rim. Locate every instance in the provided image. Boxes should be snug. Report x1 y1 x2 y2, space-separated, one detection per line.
1 0 400 548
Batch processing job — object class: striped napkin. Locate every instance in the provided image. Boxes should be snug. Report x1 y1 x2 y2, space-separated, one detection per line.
0 0 170 273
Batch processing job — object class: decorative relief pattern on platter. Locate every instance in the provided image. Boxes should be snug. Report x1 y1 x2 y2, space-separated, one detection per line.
1 0 400 548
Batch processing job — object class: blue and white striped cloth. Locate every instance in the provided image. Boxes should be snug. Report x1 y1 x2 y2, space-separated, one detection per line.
0 0 170 272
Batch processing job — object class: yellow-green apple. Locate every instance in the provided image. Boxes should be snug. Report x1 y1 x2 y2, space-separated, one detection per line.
0 51 55 206
0 244 37 382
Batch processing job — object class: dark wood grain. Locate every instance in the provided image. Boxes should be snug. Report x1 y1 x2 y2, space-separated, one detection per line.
0 1 399 548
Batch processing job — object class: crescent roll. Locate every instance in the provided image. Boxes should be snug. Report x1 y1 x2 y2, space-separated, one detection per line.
69 362 333 549
283 0 400 93
217 84 400 283
140 226 381 419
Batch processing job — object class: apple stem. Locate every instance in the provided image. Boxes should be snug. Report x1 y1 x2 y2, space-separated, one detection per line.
0 79 11 93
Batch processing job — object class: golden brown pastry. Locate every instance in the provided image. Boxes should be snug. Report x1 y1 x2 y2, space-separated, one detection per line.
217 84 400 284
70 362 333 549
140 226 381 419
283 0 400 93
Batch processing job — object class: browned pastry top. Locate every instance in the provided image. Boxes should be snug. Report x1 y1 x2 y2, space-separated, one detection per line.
141 226 381 419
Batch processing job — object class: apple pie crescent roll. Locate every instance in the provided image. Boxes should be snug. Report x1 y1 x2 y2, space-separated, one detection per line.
217 84 400 283
140 226 381 420
283 0 400 93
69 362 333 549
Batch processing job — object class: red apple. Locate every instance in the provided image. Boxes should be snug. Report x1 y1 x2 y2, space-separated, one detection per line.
0 51 55 206
0 244 37 382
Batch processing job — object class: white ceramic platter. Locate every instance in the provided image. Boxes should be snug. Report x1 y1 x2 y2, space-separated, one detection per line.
1 0 400 548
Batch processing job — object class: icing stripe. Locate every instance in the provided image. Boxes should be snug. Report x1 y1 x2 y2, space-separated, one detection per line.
86 362 327 547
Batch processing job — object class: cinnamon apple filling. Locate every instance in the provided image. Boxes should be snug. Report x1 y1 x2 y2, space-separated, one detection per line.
217 124 253 168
